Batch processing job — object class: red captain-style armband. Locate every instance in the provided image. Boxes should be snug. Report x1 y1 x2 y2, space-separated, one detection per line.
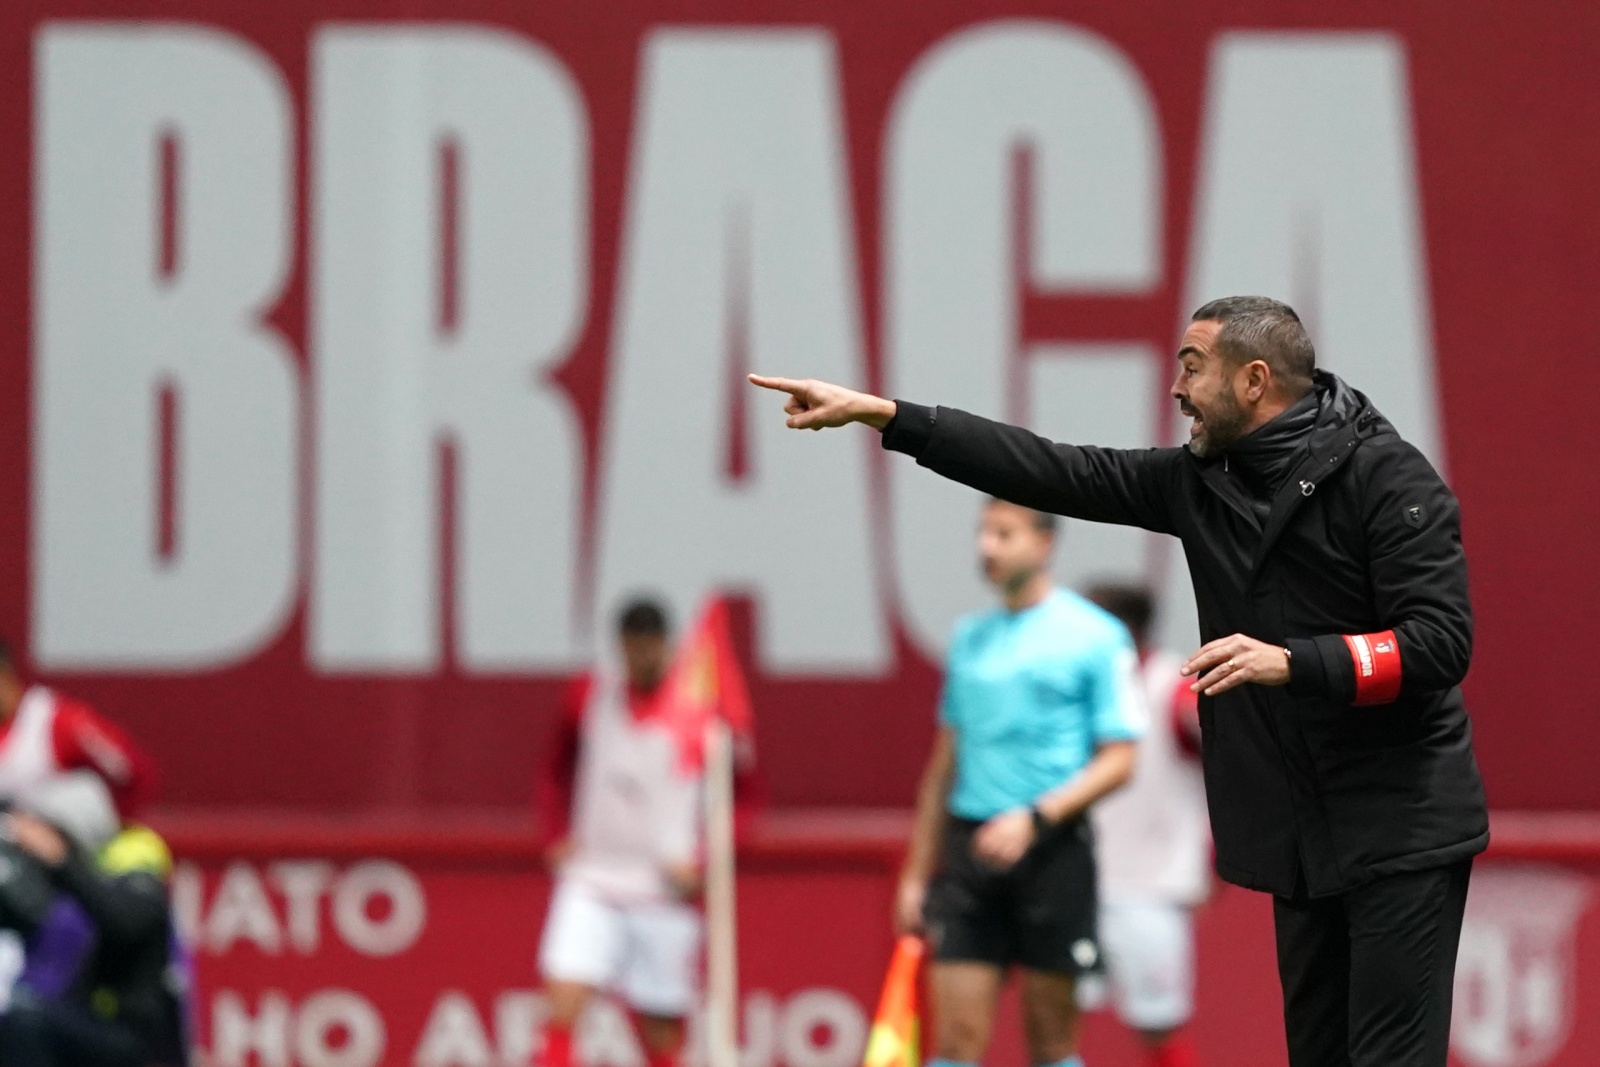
1342 630 1403 706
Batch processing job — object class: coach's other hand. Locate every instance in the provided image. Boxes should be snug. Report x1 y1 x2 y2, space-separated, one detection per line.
748 375 897 431
1183 634 1292 696
973 807 1036 870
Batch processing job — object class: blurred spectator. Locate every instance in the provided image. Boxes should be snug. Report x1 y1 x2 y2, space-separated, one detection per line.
0 642 155 818
1082 585 1210 1067
9 774 118 1005
536 597 757 1067
0 772 189 1067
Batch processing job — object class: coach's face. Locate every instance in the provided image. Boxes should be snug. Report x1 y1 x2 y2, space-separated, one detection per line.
1172 319 1250 458
978 501 1052 592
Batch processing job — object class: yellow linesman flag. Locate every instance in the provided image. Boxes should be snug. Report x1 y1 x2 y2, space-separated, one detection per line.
862 936 925 1067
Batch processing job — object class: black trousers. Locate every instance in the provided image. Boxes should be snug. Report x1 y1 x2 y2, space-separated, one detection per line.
1274 859 1471 1067
0 997 149 1067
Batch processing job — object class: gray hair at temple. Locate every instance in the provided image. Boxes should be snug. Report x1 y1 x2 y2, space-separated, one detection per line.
1191 295 1317 397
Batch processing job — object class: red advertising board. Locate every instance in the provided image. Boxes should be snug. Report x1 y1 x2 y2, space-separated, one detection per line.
172 824 1600 1067
0 0 1595 819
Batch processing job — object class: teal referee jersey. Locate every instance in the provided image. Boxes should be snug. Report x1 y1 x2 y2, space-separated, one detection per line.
940 587 1145 821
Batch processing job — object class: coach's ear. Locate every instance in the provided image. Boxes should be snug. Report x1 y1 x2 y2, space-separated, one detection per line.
1242 359 1272 405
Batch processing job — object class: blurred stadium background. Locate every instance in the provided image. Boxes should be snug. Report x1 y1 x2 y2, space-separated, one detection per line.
3 0 1598 1064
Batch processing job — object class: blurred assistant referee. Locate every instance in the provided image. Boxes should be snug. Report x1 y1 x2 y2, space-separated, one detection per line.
897 498 1143 1067
750 295 1489 1067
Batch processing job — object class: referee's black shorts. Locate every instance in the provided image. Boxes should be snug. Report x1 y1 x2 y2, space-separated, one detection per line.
925 814 1100 976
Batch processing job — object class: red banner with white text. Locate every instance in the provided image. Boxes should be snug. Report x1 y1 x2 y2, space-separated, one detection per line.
174 837 1600 1067
0 1 1596 819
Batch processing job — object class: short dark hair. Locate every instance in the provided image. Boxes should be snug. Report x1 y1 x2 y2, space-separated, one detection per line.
1191 295 1316 396
616 597 670 638
1085 584 1155 647
986 497 1059 536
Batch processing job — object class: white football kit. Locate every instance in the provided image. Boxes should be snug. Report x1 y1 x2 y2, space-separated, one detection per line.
0 687 137 804
539 674 703 1017
1086 649 1211 1032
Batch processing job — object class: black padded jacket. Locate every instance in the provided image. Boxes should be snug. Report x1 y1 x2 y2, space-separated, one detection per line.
882 370 1488 898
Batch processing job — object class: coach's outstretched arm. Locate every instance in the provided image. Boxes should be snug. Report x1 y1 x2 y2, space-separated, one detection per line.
749 374 1181 534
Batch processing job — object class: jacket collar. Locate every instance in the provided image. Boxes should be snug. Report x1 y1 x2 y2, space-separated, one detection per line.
1253 371 1390 572
1188 371 1391 572
1227 388 1321 500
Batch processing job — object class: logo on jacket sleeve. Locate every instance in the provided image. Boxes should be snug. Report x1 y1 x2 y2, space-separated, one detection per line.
1404 505 1426 528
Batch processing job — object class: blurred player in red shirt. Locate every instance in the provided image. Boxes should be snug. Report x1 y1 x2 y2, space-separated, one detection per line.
1082 587 1210 1067
0 642 154 819
536 598 756 1067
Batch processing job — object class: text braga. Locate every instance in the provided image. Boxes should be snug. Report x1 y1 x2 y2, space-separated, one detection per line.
29 21 1440 677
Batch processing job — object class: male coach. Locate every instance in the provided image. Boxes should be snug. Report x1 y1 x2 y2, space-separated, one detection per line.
750 296 1488 1067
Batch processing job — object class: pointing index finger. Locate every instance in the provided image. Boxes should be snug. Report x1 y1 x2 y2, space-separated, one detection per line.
748 373 802 393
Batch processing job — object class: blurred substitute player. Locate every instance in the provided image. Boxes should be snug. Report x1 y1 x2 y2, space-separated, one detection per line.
1080 586 1209 1067
896 498 1144 1067
536 598 755 1067
0 642 154 819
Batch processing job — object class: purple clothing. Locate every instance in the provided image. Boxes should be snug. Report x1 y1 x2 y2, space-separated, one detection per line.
19 897 94 999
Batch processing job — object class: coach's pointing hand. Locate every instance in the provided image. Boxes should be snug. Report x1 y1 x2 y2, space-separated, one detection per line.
748 375 897 431
1182 634 1292 697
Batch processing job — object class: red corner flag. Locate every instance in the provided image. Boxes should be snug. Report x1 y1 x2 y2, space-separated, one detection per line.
862 936 924 1067
655 598 753 775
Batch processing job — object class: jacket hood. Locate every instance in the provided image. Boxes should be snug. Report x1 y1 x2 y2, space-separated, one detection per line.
1308 369 1393 453
1186 369 1392 469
